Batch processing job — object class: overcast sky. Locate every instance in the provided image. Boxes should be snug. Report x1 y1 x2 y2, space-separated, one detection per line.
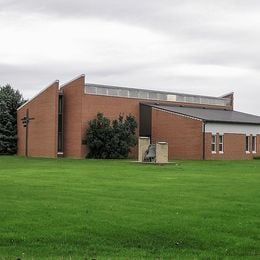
0 0 260 114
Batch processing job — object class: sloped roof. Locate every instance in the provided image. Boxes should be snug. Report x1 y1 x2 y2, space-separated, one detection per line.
149 104 260 125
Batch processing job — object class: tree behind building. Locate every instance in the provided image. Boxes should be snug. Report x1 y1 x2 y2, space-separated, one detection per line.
0 85 26 155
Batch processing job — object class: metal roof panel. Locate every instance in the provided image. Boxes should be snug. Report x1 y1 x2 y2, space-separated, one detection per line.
149 105 260 125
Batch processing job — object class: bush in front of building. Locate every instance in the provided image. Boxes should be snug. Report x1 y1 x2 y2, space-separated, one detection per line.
86 112 137 159
0 85 26 155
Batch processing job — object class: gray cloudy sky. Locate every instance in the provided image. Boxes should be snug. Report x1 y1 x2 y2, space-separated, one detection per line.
0 0 260 114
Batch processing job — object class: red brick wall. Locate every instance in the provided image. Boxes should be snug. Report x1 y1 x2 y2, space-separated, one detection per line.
61 76 144 158
81 93 143 158
17 82 59 158
257 135 260 157
151 108 203 160
205 133 260 160
61 75 84 158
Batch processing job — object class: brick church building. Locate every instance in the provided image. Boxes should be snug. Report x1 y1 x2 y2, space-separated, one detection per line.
17 75 260 160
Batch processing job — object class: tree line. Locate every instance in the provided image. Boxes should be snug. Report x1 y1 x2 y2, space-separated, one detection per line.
0 85 25 155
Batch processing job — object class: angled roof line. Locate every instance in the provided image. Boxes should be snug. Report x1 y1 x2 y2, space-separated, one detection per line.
60 74 85 89
153 106 203 122
219 92 234 98
17 80 59 111
146 104 260 125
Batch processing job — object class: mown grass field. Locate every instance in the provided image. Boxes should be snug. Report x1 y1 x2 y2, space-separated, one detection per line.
0 156 260 259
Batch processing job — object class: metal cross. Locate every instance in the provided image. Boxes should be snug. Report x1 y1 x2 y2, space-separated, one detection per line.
21 109 35 157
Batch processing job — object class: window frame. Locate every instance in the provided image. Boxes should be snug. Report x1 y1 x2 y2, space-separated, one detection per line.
246 135 251 154
252 136 257 154
219 134 224 154
211 134 217 153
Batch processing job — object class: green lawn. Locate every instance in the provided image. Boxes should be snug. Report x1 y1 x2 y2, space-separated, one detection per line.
0 156 259 259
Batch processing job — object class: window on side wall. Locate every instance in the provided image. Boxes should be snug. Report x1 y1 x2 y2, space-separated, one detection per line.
211 135 217 153
252 136 257 153
246 136 250 153
219 135 224 153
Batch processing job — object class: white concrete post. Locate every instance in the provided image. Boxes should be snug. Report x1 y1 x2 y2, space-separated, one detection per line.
138 137 150 162
156 142 168 164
